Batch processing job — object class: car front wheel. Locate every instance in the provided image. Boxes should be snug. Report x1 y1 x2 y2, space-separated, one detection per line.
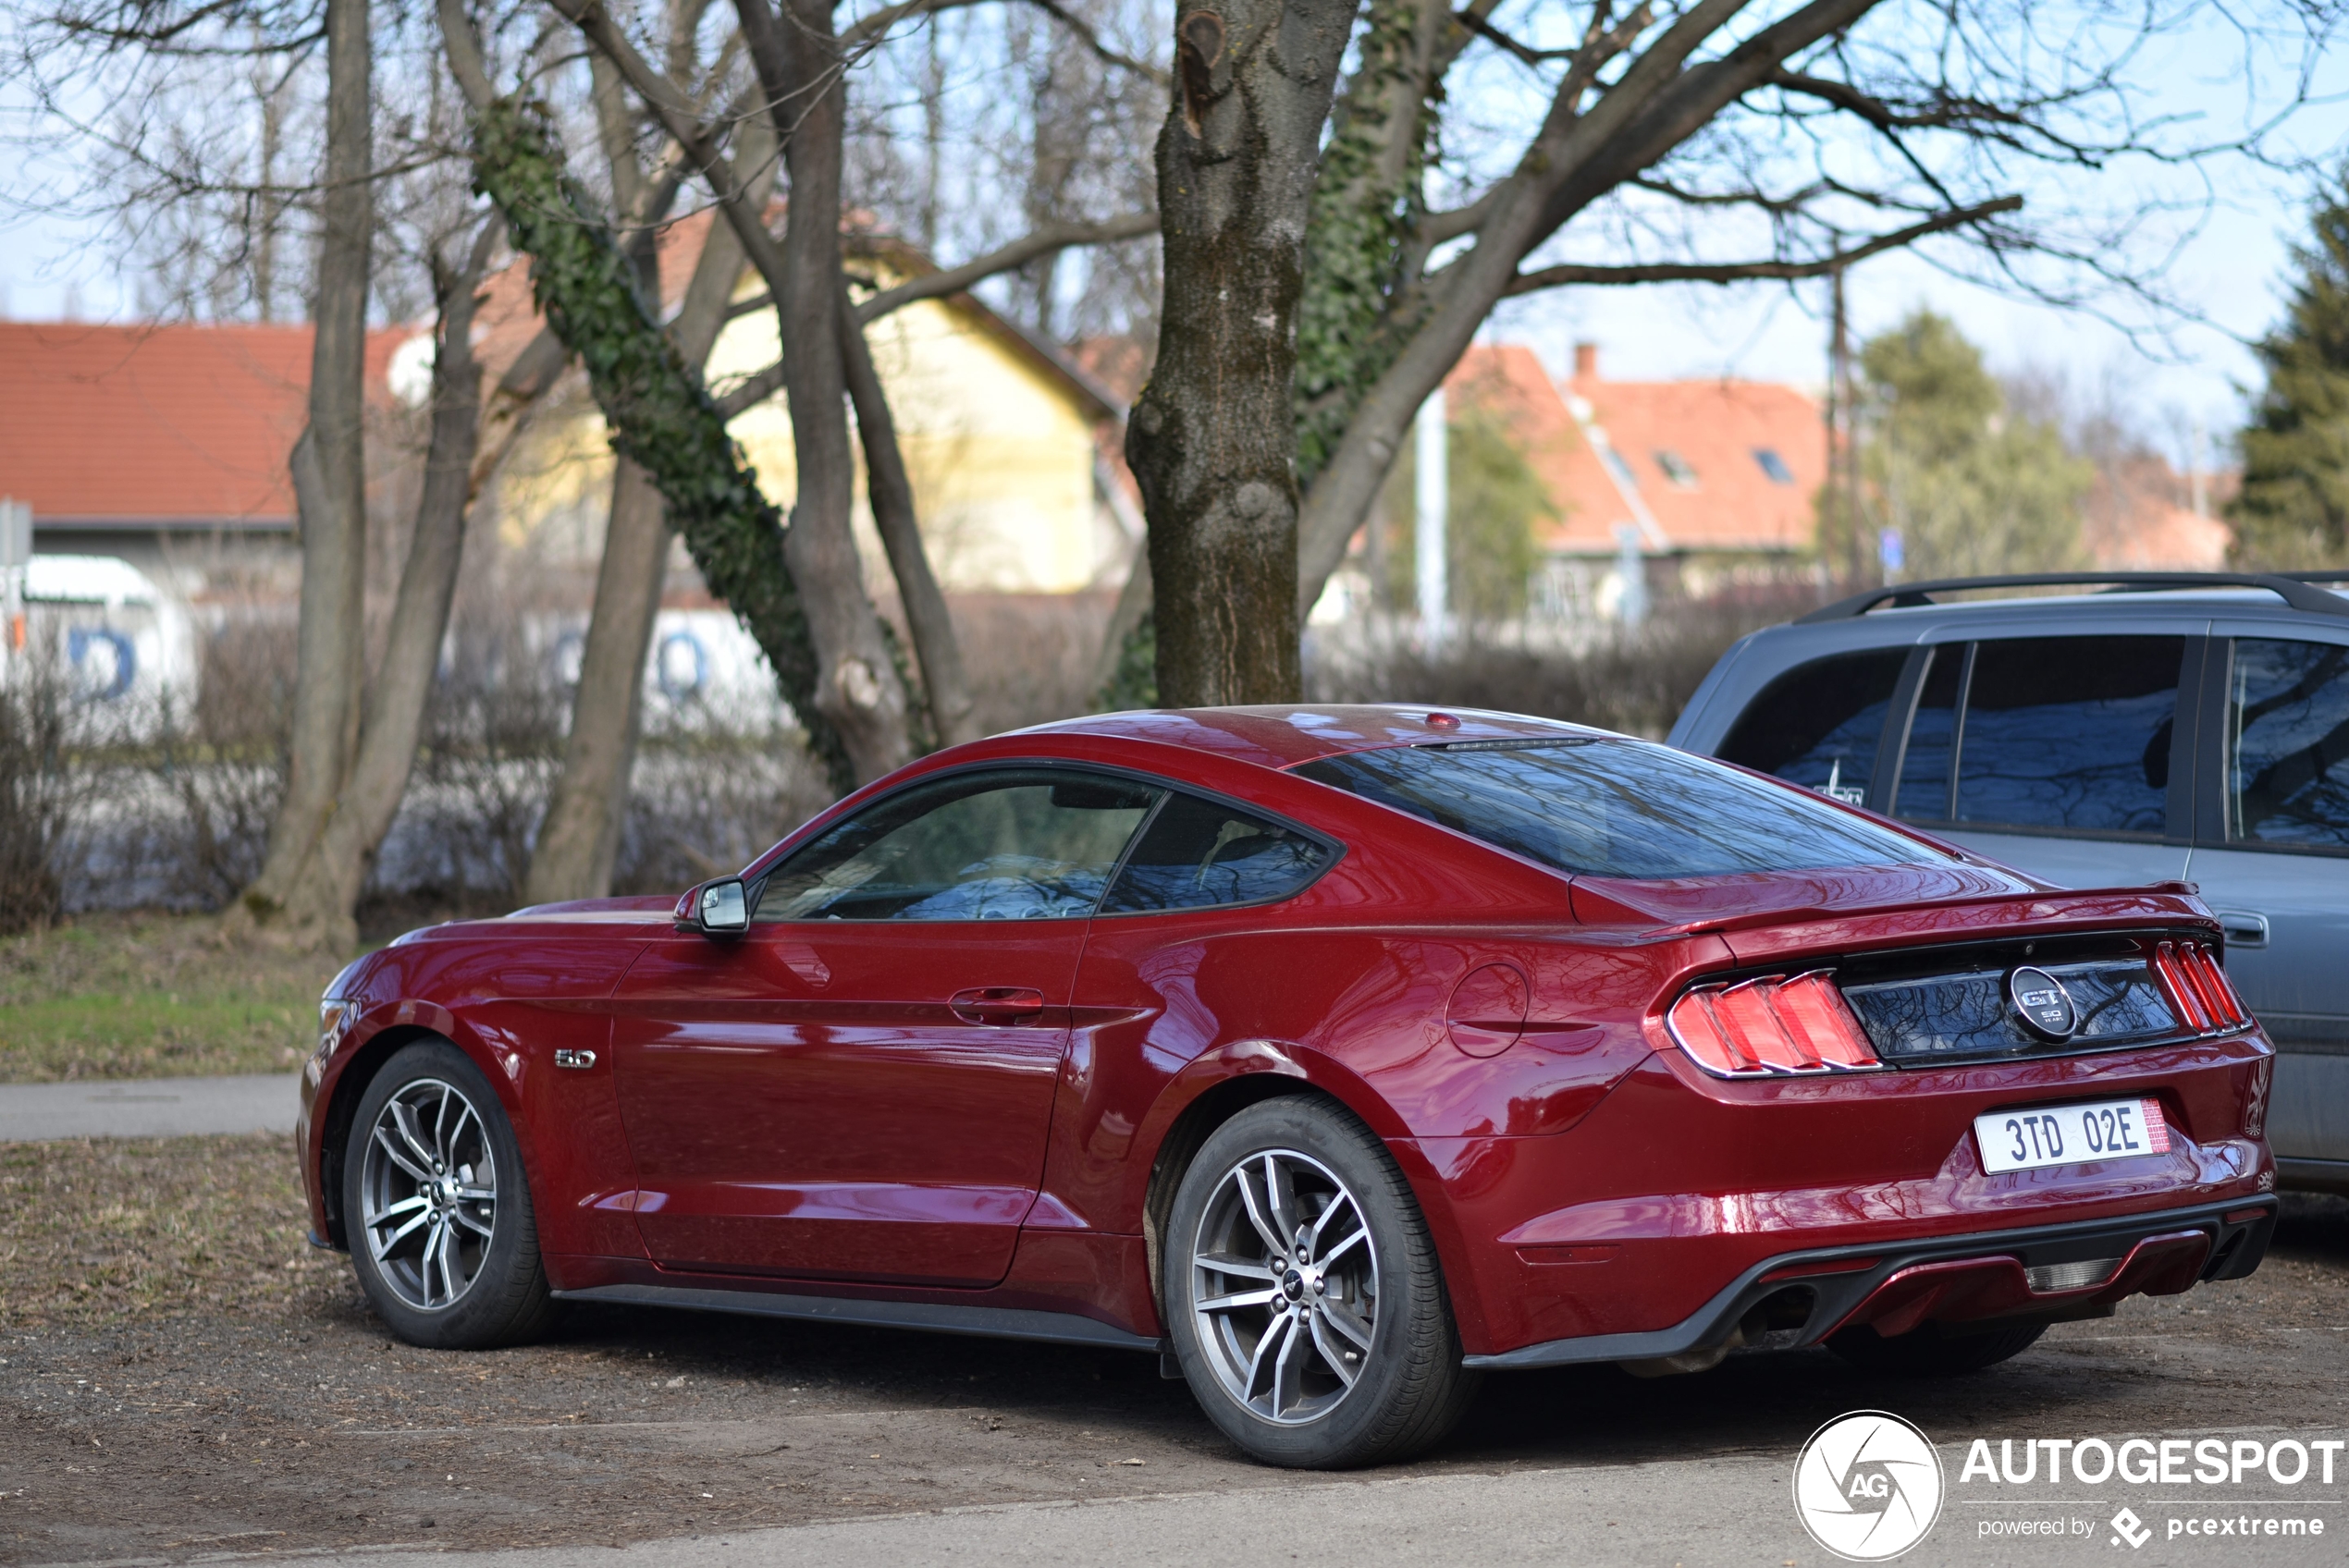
1164 1096 1479 1468
343 1039 553 1349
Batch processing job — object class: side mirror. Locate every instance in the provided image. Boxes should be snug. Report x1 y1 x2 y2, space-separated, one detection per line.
692 876 749 937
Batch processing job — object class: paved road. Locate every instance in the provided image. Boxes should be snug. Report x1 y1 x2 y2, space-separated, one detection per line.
0 1072 299 1141
188 1444 2343 1568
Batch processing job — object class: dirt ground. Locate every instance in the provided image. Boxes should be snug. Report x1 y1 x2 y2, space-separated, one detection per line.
1 1137 2344 1565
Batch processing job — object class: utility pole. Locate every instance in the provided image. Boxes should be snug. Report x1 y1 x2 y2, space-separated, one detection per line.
0 498 30 679
1828 264 1865 588
1415 389 1448 646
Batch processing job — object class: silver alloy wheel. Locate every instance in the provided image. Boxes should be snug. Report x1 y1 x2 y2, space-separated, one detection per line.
1189 1148 1379 1426
360 1076 498 1312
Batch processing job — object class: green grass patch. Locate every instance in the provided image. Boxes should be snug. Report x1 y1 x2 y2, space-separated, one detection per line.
0 914 342 1083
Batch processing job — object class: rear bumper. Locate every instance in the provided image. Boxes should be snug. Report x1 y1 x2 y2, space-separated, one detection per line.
1463 1194 2275 1369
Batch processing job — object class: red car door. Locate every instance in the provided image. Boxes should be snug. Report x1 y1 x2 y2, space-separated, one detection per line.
609 766 1160 1288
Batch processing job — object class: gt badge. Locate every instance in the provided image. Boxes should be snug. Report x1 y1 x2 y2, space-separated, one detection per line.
2007 966 2078 1040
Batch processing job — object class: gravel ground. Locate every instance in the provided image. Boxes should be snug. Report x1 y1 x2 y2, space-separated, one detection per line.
2 1138 2344 1566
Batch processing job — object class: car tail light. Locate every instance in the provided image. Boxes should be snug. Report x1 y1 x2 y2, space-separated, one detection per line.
1666 972 1882 1077
2152 940 2248 1034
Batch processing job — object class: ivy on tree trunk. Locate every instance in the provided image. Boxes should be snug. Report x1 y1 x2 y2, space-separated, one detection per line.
467 93 854 793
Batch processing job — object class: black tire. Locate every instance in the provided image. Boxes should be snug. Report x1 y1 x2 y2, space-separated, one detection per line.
1827 1319 2047 1377
1163 1096 1480 1468
342 1039 554 1349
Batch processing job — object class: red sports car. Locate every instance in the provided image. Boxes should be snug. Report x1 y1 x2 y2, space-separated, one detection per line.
299 705 2278 1467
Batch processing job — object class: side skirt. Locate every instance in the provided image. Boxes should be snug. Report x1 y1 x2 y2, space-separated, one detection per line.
551 1281 1168 1354
2277 1158 2349 1196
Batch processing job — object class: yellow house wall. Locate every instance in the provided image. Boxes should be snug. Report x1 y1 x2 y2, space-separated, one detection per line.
493 397 618 557
707 288 1103 594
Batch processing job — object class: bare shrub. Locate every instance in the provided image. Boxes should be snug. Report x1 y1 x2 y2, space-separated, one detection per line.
613 733 832 894
0 662 74 933
949 591 1116 735
1309 585 1822 740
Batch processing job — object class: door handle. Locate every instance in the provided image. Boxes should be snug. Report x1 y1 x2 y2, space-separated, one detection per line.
2216 912 2270 950
950 986 1047 1025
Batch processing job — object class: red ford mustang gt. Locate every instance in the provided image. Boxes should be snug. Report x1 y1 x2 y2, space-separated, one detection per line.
299 705 2278 1467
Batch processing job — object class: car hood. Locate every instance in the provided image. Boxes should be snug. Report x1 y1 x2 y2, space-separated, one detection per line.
1567 859 2048 932
504 894 680 918
389 893 679 945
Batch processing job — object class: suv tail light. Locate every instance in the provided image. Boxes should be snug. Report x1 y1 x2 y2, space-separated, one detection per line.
2152 940 2248 1033
1666 972 1882 1077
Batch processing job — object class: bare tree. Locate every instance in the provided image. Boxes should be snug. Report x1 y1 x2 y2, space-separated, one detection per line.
524 14 785 905
517 0 1159 766
1124 0 2341 704
289 223 502 944
239 0 374 937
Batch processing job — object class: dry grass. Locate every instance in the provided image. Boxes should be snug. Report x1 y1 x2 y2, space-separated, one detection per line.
0 913 339 1082
0 1132 345 1328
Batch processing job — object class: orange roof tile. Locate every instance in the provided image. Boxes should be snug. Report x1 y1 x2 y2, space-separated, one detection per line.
2083 452 2232 570
0 321 411 528
1446 343 1826 556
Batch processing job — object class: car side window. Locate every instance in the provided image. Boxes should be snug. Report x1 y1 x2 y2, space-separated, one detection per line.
754 769 1161 921
1098 791 1333 913
2228 638 2349 849
1715 648 1908 804
1954 636 2184 834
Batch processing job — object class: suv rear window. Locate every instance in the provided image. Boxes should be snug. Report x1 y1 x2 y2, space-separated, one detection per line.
1716 648 1906 804
1295 738 1943 880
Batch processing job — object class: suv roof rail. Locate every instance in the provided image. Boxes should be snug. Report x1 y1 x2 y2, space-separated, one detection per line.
1795 570 2349 624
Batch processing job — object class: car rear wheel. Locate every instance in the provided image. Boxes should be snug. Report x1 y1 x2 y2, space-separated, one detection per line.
343 1039 553 1350
1164 1096 1479 1468
1827 1320 2047 1376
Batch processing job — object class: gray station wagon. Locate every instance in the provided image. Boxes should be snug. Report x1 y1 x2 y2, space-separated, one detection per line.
1669 571 2349 1194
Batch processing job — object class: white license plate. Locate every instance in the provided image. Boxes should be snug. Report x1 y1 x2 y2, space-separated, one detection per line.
1974 1097 2171 1174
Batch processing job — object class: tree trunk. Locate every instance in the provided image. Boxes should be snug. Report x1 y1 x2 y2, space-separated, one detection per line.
523 459 666 904
1127 0 1353 707
737 0 915 782
840 300 979 746
236 0 371 937
524 108 783 903
283 236 492 949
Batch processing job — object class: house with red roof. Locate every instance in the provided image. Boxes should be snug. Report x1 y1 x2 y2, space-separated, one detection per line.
1440 341 1827 619
0 321 412 588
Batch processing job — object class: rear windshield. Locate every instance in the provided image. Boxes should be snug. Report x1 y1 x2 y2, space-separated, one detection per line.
1293 738 1946 880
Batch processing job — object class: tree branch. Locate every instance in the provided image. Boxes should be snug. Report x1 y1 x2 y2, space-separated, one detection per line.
711 208 1161 408
1455 8 1576 67
1504 193 2023 293
853 210 1158 322
836 0 1164 81
714 356 789 416
1019 0 1167 82
542 0 798 309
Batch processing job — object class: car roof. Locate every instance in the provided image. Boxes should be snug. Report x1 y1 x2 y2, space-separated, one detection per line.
1797 571 2349 627
1667 582 2349 753
1010 704 1598 769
